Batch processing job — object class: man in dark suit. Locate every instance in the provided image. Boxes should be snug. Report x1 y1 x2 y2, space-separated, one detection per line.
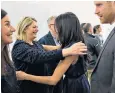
83 23 101 81
38 16 63 93
91 1 115 93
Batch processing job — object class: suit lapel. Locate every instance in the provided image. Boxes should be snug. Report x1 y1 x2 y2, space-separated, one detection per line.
92 27 115 73
47 32 56 45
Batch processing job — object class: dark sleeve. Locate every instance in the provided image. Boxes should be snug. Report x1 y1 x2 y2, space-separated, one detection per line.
12 42 63 64
94 39 102 57
38 37 46 45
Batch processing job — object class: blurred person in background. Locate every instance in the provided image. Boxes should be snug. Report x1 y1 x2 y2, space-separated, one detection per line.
38 16 63 93
93 24 103 47
83 23 101 82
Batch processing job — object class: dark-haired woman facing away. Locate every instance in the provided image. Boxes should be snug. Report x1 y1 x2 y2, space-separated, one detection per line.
55 12 90 93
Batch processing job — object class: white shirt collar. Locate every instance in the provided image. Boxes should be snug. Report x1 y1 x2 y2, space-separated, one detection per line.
109 22 115 32
102 22 115 43
53 37 60 45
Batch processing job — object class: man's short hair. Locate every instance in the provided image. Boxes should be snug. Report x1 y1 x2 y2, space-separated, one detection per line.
47 16 56 24
93 25 100 34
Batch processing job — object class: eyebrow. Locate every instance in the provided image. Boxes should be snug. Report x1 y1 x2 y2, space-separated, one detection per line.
96 3 102 6
5 21 10 23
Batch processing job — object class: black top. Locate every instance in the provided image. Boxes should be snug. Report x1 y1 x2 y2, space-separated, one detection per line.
63 42 90 93
64 42 86 78
12 40 64 93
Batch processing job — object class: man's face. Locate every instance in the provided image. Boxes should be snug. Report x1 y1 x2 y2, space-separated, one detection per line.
94 1 115 24
49 18 58 38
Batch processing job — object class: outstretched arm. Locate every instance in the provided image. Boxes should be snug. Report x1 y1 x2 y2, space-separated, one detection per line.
12 41 87 64
42 45 61 51
16 55 78 85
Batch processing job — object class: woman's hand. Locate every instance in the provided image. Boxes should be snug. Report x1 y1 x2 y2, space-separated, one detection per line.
69 41 87 55
62 42 87 57
16 71 27 80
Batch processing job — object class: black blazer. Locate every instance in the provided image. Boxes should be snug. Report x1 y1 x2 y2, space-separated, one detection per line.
12 40 63 93
39 32 56 46
38 32 63 93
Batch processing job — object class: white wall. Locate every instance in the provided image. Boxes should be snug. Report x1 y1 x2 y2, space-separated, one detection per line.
1 1 100 39
2 1 110 49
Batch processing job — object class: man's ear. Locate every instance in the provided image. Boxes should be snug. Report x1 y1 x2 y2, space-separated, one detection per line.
48 24 52 31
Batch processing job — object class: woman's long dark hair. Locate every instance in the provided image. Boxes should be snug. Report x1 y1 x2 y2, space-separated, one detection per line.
55 12 84 48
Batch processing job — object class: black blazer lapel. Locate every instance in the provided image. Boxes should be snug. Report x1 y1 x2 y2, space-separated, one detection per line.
92 27 115 73
47 32 56 45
